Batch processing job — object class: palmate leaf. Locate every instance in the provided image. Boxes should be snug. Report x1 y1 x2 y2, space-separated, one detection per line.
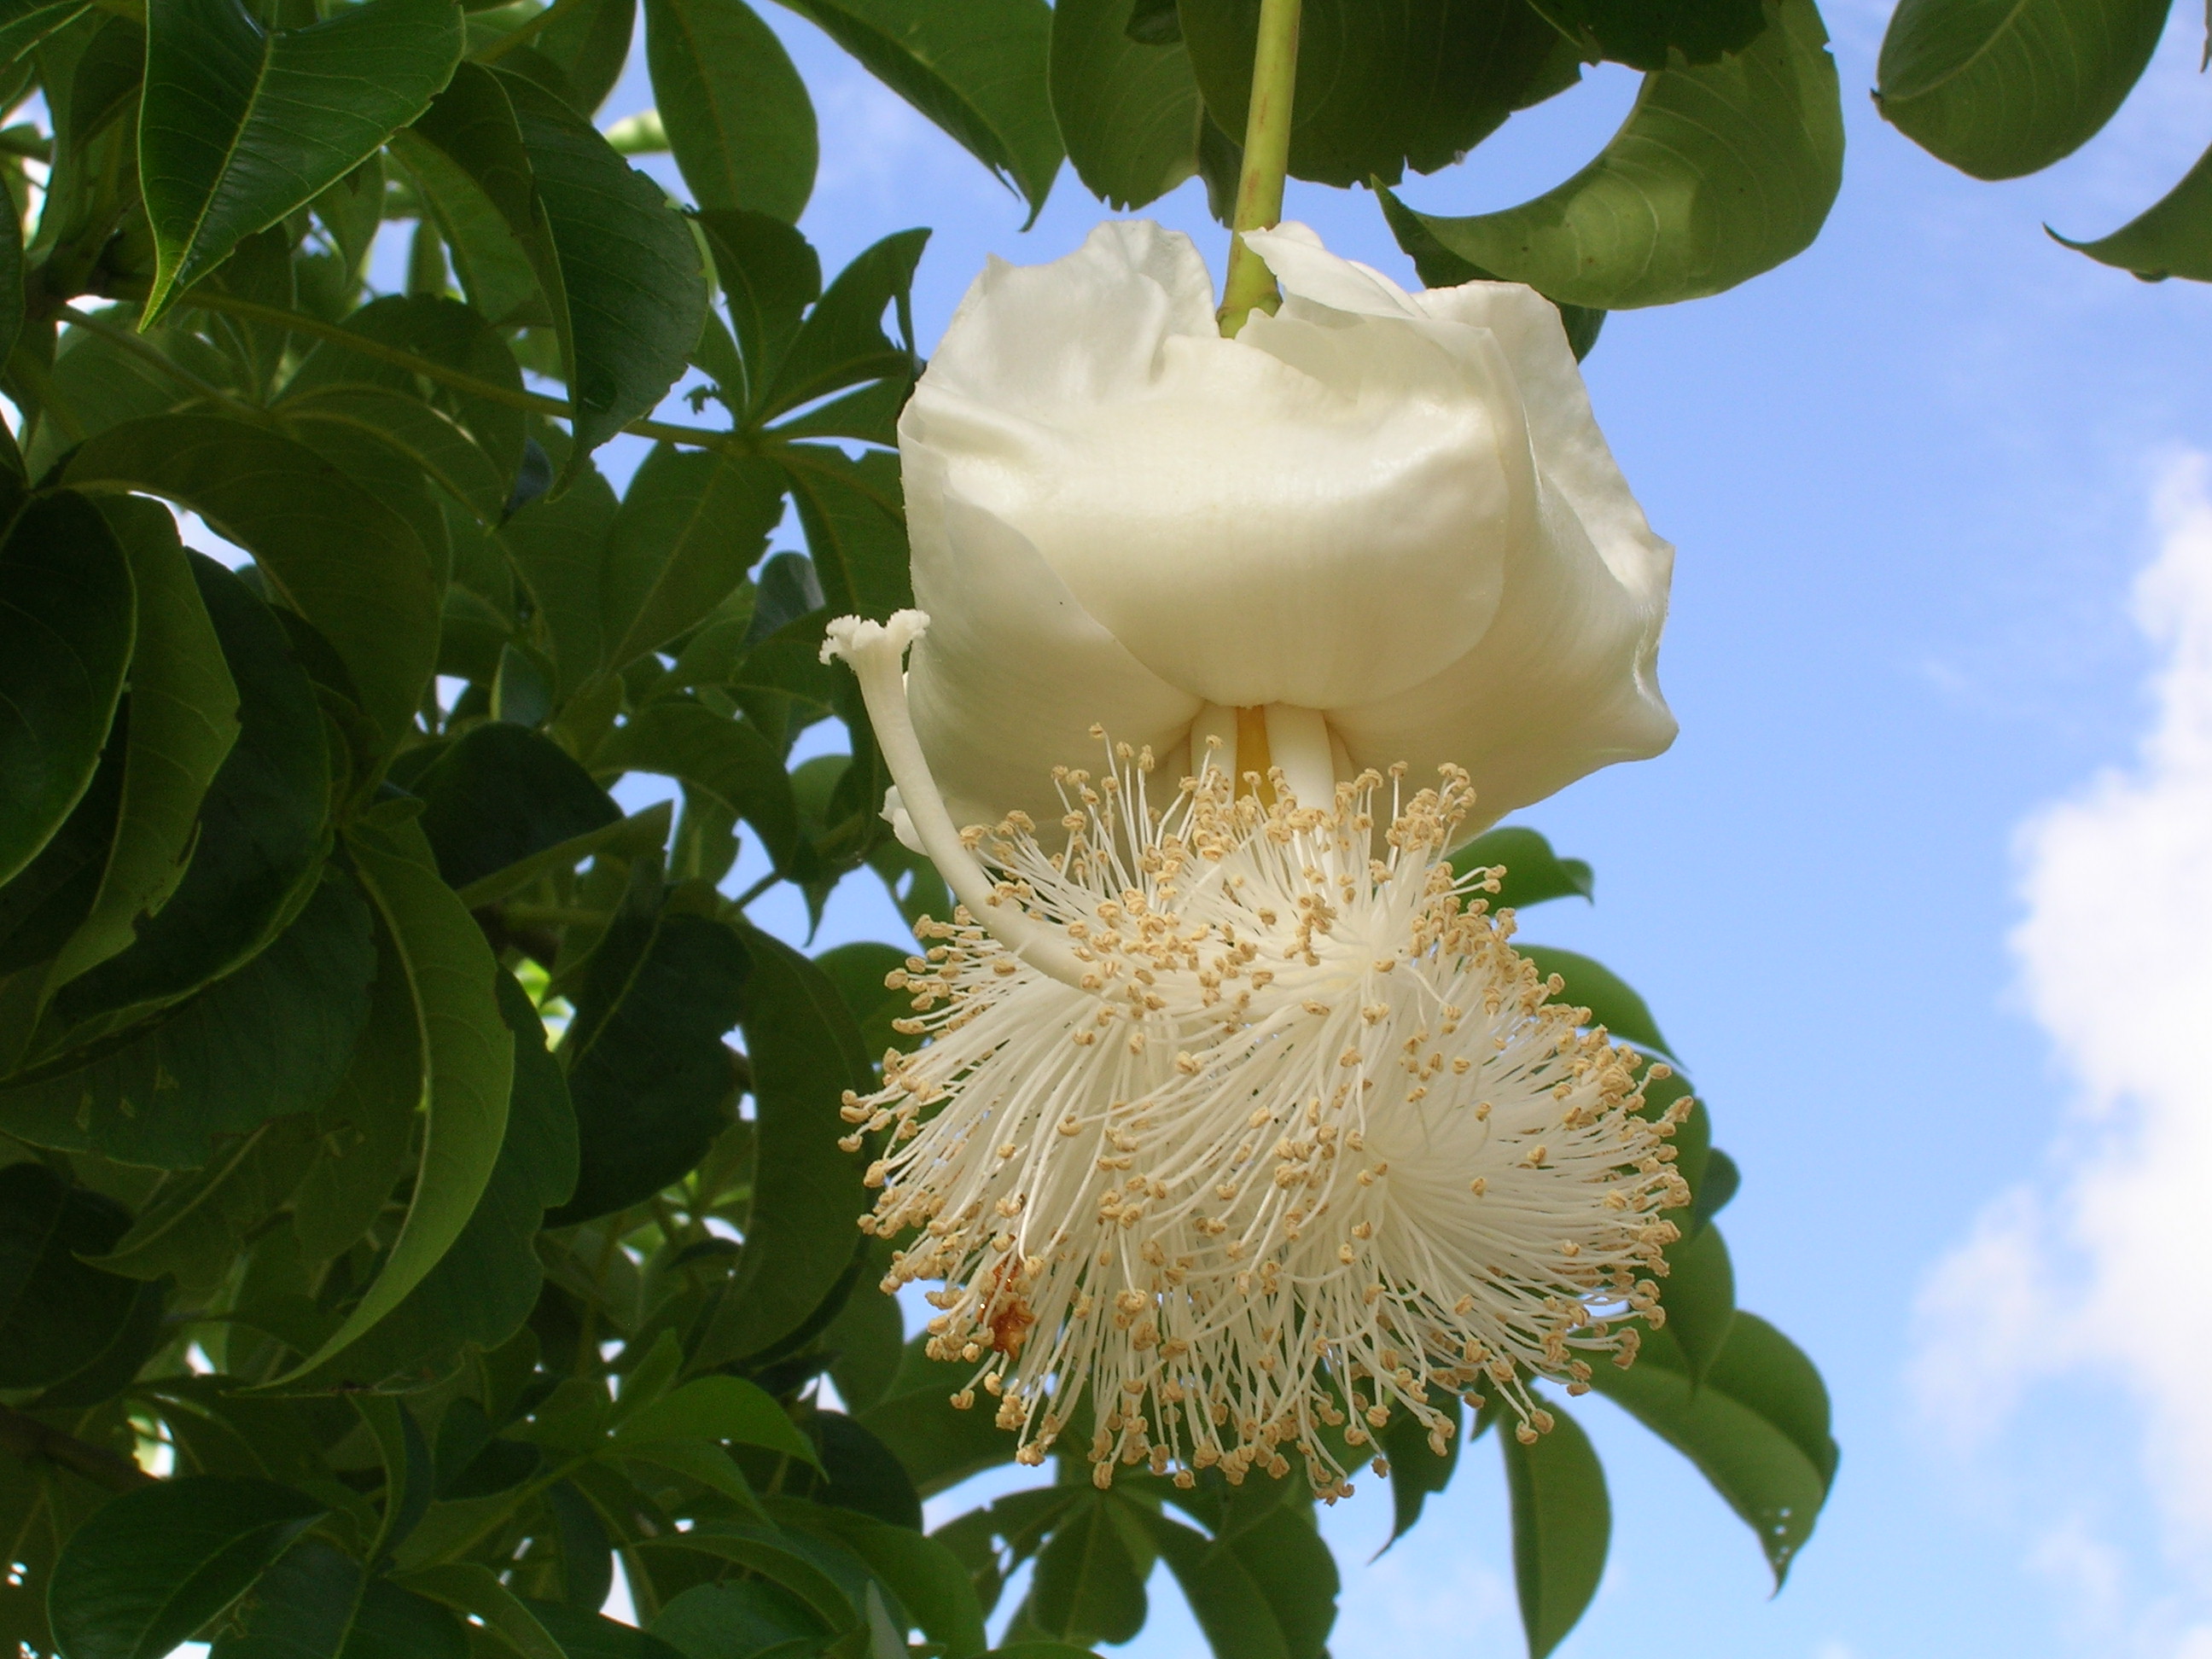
771 0 1062 224
48 1476 327 1659
1181 0 1577 189
64 415 439 754
137 0 463 322
1381 0 1842 309
0 487 133 890
1877 0 2171 181
643 0 816 220
271 811 514 1384
1049 0 1206 212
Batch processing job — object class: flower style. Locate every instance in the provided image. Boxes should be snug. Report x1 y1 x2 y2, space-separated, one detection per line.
896 218 1676 839
824 614 1691 1497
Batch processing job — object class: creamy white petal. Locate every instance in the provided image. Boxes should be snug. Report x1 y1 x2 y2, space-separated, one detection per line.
901 221 1532 709
1330 469 1675 828
902 444 1199 831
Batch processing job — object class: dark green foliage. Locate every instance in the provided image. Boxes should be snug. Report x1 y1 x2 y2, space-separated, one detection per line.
0 9 1838 1659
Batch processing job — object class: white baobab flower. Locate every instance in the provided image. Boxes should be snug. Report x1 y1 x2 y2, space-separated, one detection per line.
823 613 1691 1498
894 217 1675 840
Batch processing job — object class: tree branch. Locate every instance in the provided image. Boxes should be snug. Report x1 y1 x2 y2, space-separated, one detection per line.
0 1402 155 1493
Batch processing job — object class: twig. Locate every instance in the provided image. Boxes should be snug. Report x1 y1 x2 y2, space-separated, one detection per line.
0 1402 154 1493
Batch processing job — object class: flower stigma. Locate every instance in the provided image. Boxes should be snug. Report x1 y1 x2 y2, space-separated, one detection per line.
823 611 1691 1499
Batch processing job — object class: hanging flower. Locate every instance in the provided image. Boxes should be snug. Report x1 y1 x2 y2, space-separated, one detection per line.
824 614 1691 1497
895 218 1676 839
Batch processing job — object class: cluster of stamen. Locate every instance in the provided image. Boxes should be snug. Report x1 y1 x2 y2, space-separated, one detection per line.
837 735 1690 1498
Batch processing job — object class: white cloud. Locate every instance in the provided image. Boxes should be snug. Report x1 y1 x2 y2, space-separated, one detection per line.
1912 452 2212 1645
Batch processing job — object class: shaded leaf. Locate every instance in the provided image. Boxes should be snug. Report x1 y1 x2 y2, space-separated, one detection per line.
0 1161 140 1388
549 899 749 1225
405 722 620 894
758 230 925 423
649 1580 833 1659
1182 0 1575 188
497 454 618 697
65 414 439 752
1586 1312 1834 1583
594 702 799 875
856 1338 1020 1496
274 814 515 1382
1528 0 1767 68
774 0 1061 222
1658 1215 1737 1382
783 448 911 621
48 1476 326 1659
1499 1400 1607 1659
139 0 464 320
1049 0 1203 211
1030 1494 1146 1647
39 503 238 1000
1877 0 2168 180
0 489 132 889
644 0 815 219
603 445 787 671
694 923 870 1361
0 873 375 1167
1380 0 1841 308
49 551 330 1042
696 208 819 407
1450 824 1592 911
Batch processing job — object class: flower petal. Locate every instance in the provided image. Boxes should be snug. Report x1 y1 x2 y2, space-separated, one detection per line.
902 443 1201 832
901 221 1533 710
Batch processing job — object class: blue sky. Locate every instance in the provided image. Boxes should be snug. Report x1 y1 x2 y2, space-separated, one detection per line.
615 5 2212 1654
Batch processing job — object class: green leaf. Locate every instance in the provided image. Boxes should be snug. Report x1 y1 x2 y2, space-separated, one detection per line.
1499 1400 1608 1659
549 896 749 1225
282 294 528 488
650 1580 834 1659
207 1540 473 1659
0 873 375 1167
0 0 89 65
1585 1312 1835 1583
48 550 329 1043
1029 1494 1146 1646
777 1502 988 1658
757 230 926 423
1140 1504 1336 1659
501 69 707 465
783 448 911 621
398 1563 567 1659
696 923 871 1361
1048 0 1203 210
644 0 815 219
857 1338 1020 1495
297 968 576 1387
614 1375 820 1464
1657 1215 1736 1382
88 1115 322 1295
1379 1388 1462 1547
452 800 673 911
274 814 515 1382
47 1476 327 1659
0 1161 140 1388
405 722 620 894
812 941 909 1063
644 1528 859 1635
0 134 21 369
1518 944 1674 1059
1379 0 1842 308
603 445 787 671
1450 824 1592 911
535 0 639 114
696 208 820 406
2051 134 2212 280
137 0 464 321
771 0 1062 223
278 384 515 527
498 454 618 697
1182 0 1575 188
39 503 237 1000
1877 0 2168 180
64 414 439 752
593 702 799 875
1527 0 1768 69
0 489 133 888
525 1600 689 1659
806 1412 923 1530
